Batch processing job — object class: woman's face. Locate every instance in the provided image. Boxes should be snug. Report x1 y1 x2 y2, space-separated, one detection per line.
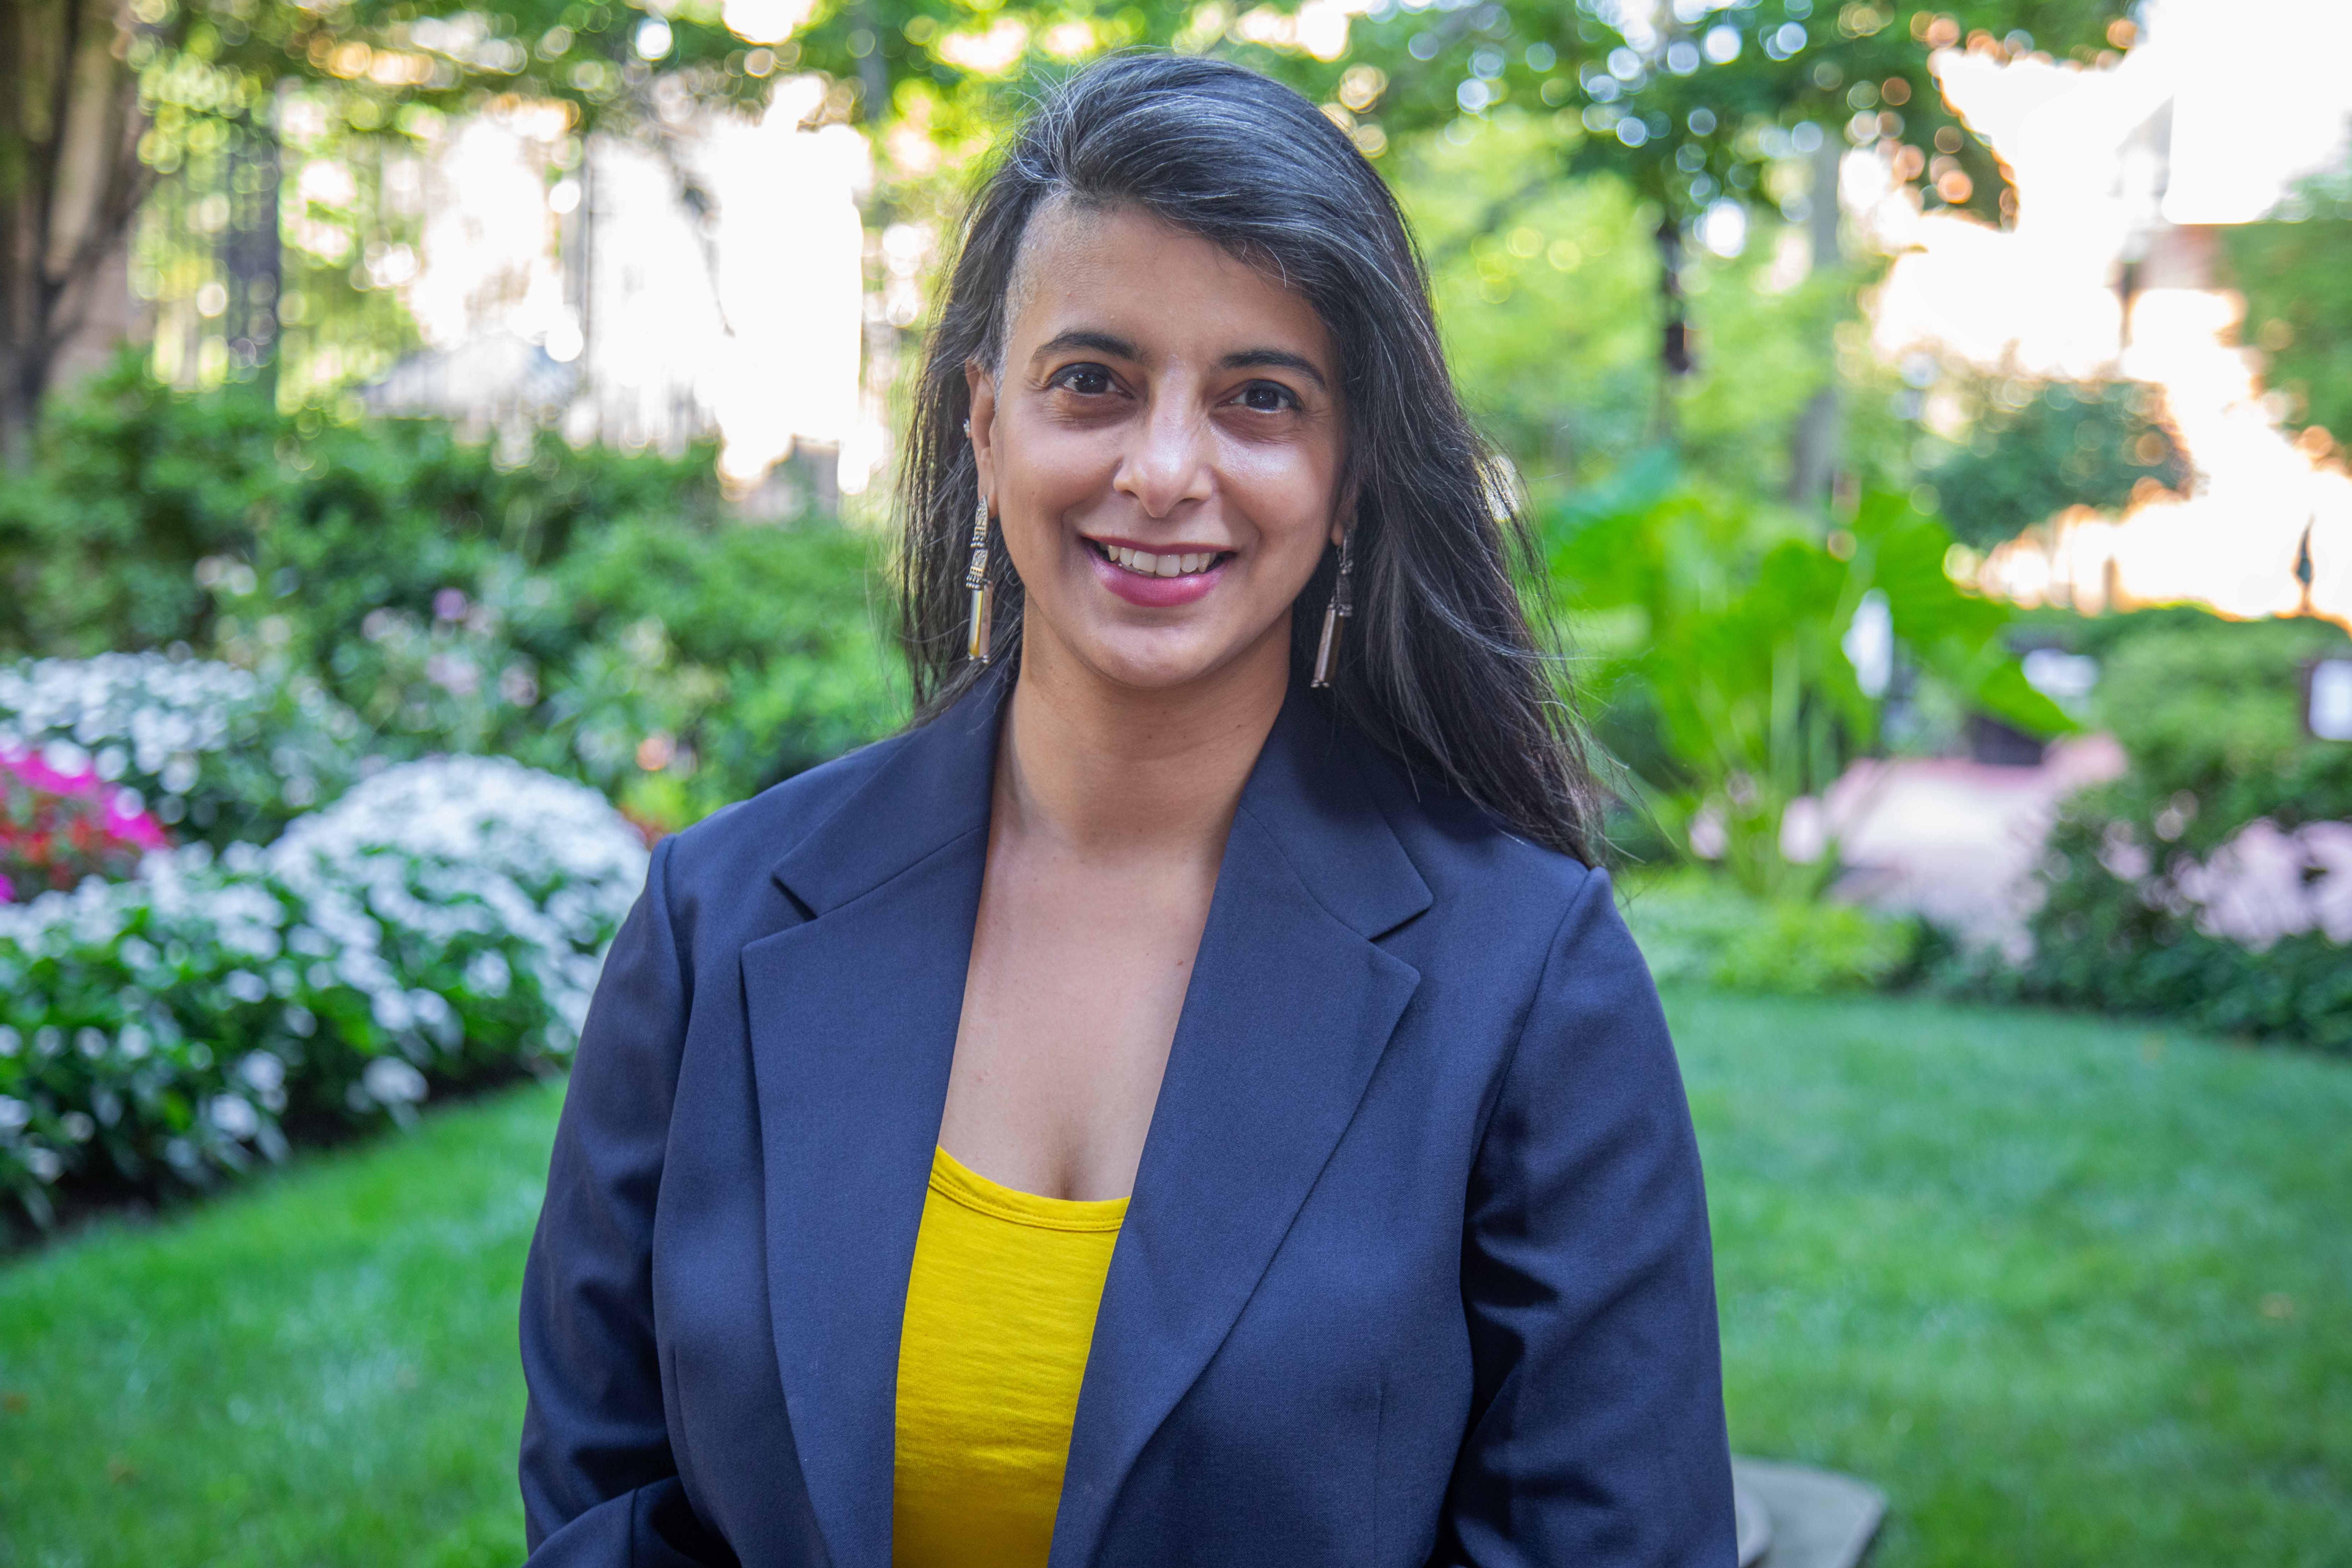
967 202 1347 695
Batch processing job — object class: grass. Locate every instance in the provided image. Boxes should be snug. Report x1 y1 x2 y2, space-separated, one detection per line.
1685 992 2352 1567
0 1082 561 1568
1 993 2348 1565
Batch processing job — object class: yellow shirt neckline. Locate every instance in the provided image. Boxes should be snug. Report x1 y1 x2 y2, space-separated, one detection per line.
926 1145 1130 1234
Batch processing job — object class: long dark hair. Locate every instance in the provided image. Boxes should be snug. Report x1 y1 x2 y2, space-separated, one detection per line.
894 52 1605 863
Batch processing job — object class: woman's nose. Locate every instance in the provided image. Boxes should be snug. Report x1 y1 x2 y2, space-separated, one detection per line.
1112 399 1214 519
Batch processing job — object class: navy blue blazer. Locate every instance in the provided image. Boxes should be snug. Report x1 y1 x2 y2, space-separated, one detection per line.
518 670 1734 1568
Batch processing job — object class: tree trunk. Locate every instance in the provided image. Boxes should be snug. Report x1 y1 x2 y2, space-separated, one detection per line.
1 0 152 468
1652 210 1692 443
1786 133 1846 507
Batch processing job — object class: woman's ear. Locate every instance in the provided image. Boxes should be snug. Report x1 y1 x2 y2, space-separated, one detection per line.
1330 478 1360 550
964 359 1000 504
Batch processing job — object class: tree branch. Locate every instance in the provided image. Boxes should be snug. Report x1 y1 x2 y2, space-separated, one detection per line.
33 0 89 287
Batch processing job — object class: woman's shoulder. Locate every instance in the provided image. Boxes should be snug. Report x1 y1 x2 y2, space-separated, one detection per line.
1337 725 1607 925
651 726 925 910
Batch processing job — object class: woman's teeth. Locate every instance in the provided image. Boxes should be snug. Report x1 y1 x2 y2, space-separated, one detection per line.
1104 544 1219 577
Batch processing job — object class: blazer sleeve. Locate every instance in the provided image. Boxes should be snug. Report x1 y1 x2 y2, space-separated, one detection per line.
1436 867 1736 1568
518 835 735 1567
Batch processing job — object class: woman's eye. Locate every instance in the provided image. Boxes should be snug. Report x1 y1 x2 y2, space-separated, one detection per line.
1055 366 1113 396
1238 382 1298 413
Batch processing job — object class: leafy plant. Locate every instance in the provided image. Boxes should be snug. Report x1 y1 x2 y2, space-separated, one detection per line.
1549 454 2070 896
1618 868 1918 994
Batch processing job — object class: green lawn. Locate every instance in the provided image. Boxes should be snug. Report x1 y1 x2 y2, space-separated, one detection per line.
2 992 2347 1566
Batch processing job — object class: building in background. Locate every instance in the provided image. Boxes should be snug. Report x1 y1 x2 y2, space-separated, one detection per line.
1865 0 2352 625
362 79 875 504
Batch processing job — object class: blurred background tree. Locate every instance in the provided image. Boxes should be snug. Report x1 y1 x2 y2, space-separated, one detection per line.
2222 153 2352 447
8 0 2140 462
1921 378 2191 551
2 0 771 466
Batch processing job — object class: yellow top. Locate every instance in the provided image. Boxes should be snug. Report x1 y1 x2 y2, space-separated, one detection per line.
893 1145 1127 1568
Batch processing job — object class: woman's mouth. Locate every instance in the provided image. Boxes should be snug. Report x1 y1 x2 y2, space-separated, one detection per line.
1083 536 1234 608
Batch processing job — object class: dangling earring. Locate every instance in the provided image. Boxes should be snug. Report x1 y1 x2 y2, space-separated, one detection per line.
1310 527 1354 689
964 492 994 664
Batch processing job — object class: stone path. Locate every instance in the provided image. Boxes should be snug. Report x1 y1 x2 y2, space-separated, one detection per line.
1732 1456 1888 1568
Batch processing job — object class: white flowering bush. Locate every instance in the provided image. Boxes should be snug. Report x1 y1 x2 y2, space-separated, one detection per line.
0 756 648 1227
0 653 365 850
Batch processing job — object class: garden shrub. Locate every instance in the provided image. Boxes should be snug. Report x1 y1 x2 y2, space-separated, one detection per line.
0 654 366 849
0 755 647 1229
0 352 725 658
204 517 903 831
1618 868 1920 995
1946 610 2352 1049
4 364 903 834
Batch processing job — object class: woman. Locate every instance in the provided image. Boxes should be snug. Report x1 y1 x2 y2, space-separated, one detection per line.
519 53 1734 1568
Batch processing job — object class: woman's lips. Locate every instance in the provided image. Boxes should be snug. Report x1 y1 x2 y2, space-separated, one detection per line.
1083 537 1233 608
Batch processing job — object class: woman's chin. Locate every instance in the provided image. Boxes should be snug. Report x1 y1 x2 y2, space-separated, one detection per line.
1060 620 1277 696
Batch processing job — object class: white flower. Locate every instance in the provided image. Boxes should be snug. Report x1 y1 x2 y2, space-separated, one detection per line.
362 1057 428 1106
369 989 414 1032
463 949 511 998
208 1095 260 1140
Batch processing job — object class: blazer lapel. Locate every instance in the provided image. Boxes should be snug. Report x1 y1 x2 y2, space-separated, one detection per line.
1050 692 1434 1568
739 673 1009 1568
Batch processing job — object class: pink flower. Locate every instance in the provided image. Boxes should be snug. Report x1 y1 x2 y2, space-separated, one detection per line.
1 747 172 895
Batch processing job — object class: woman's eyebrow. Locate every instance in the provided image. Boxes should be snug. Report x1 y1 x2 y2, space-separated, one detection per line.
1031 329 1139 365
1219 348 1328 392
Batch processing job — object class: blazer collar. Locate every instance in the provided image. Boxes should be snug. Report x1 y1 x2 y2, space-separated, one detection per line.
742 670 1432 1568
766 664 1012 920
768 664 1432 940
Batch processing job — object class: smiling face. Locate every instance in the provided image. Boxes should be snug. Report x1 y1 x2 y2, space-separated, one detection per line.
966 201 1348 696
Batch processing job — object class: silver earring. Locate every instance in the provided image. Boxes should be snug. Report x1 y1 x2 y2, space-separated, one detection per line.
965 492 994 663
1310 528 1354 689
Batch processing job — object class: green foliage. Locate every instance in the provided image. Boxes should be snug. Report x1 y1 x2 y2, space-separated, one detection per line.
1922 379 2190 551
0 355 289 654
1548 455 2069 895
2085 612 2352 849
1341 0 2130 232
0 351 725 657
98 0 772 160
4 364 903 832
2222 157 2352 444
1620 868 1918 993
1399 114 1855 494
1951 609 2352 1050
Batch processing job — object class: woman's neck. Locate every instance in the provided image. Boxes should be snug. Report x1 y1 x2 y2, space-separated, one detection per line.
995 616 1291 864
